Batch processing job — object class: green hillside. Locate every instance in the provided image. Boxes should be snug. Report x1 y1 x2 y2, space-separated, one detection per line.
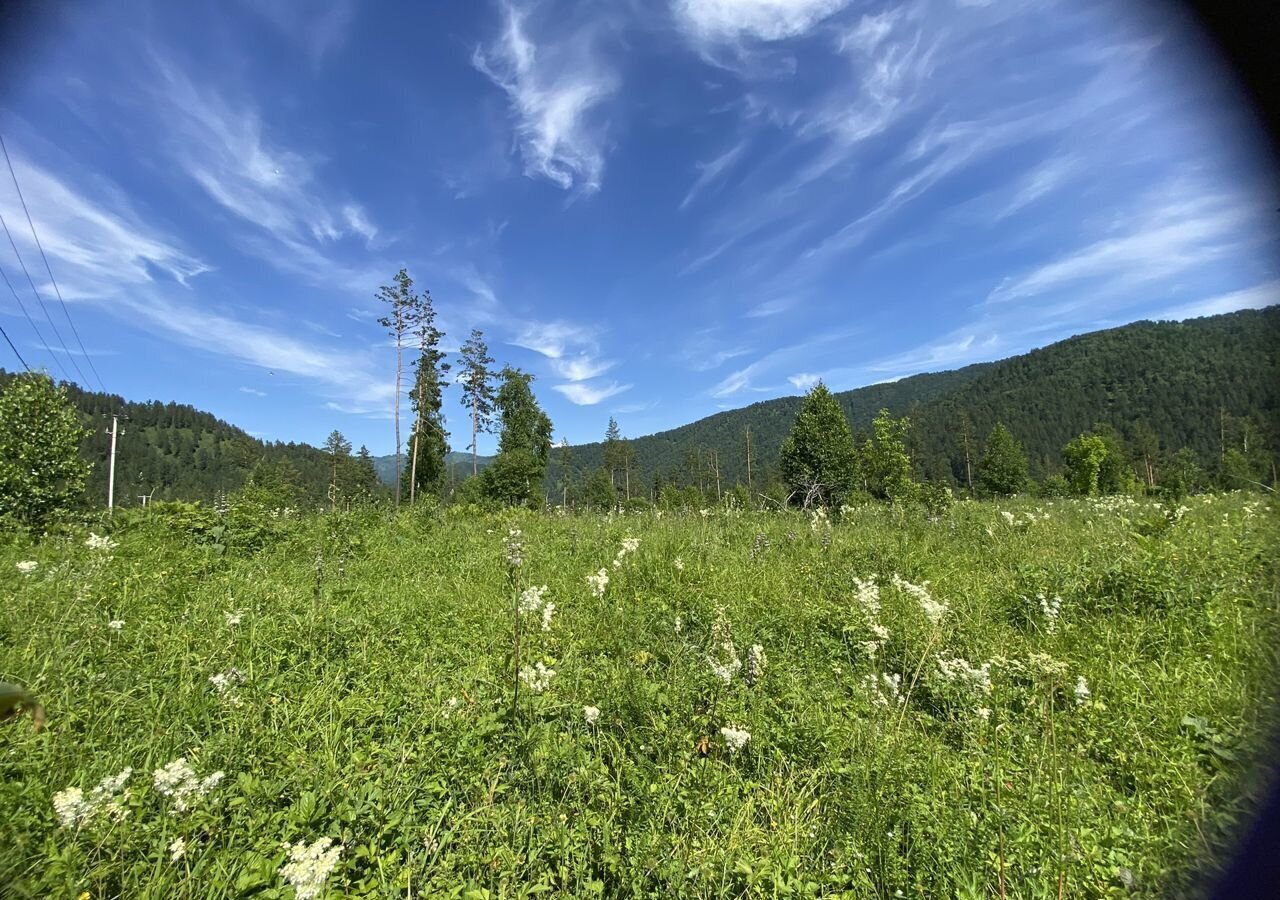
548 308 1280 495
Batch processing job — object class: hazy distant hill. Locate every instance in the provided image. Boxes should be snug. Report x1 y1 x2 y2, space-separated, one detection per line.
371 450 494 487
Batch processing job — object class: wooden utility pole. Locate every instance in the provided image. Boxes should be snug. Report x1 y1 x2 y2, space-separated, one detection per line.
106 414 120 512
711 449 722 501
961 421 974 496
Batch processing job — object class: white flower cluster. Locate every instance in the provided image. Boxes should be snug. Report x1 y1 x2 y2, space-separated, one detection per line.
720 724 751 754
1074 675 1091 706
809 507 830 533
85 533 117 553
674 556 685 572
852 576 880 618
504 528 524 569
209 667 247 705
16 560 37 575
108 619 125 632
936 655 993 696
224 609 245 627
862 673 904 707
586 568 609 598
583 705 601 726
744 643 768 687
169 836 187 861
611 536 641 569
152 758 225 813
1036 593 1062 633
52 767 133 829
1000 509 1050 527
519 661 556 693
441 696 460 719
518 585 556 631
280 837 342 900
891 575 947 626
705 611 742 684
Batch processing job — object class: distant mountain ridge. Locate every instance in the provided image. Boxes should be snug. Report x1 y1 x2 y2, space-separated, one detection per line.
371 451 494 487
4 307 1274 506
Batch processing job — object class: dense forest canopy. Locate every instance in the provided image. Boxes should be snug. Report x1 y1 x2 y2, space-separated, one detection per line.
3 307 1276 508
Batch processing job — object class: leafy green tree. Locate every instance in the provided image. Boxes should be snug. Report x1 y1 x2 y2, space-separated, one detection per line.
481 367 553 507
1092 424 1135 494
778 383 858 508
404 283 449 504
864 408 915 504
1063 433 1108 495
458 329 496 477
352 445 381 497
977 423 1028 496
1162 447 1203 499
245 456 303 508
584 466 614 510
603 417 622 495
0 374 90 531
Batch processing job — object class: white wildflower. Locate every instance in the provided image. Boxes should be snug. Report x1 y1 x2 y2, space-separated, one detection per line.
862 673 904 707
674 615 683 634
169 837 187 861
1000 511 1016 525
280 837 342 900
224 609 245 627
108 619 125 631
621 537 640 554
1037 593 1062 634
583 705 601 726
152 758 223 813
809 507 830 533
744 643 768 687
674 557 685 571
891 575 947 625
503 528 524 569
441 696 460 719
936 656 993 696
852 576 880 618
16 560 37 575
519 662 556 693
85 533 117 552
209 667 246 695
720 724 751 754
1074 675 1090 706
52 787 92 828
976 707 992 721
586 568 609 598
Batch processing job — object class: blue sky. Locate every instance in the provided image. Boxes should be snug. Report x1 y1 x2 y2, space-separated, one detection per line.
0 0 1276 455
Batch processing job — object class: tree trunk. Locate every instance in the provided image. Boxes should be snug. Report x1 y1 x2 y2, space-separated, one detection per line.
471 396 479 476
393 332 402 509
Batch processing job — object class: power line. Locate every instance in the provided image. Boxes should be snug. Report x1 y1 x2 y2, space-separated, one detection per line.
0 209 86 385
0 133 105 392
0 257 68 380
0 321 29 370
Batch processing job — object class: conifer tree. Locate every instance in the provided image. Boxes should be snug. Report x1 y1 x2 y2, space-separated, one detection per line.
458 329 496 476
322 429 352 509
778 383 857 508
404 285 449 503
864 408 915 504
376 268 417 508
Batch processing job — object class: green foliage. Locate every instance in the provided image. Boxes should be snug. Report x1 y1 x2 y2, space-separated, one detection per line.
864 409 916 504
458 329 496 472
1063 433 1108 496
1 494 1275 896
478 368 553 507
583 467 615 510
977 422 1028 496
778 382 858 507
0 374 91 532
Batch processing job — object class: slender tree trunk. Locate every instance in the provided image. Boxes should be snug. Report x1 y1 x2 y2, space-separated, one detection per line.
409 375 425 505
393 333 402 509
962 426 974 495
624 458 631 501
471 397 479 476
745 426 753 490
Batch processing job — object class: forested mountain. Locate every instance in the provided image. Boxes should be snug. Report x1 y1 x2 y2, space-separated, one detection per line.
0 372 340 507
372 451 494 488
4 307 1275 508
548 308 1280 496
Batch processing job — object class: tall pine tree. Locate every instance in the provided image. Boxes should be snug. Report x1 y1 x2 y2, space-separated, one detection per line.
458 329 496 477
778 382 857 508
405 284 449 503
481 367 553 507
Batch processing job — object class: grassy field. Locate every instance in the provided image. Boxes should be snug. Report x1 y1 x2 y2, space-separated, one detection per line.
2 494 1277 898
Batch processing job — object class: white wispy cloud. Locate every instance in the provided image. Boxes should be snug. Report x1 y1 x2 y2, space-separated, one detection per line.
788 372 820 390
342 204 378 243
236 0 357 65
0 150 208 296
1153 280 1280 322
239 386 267 397
473 0 618 193
680 140 748 210
510 320 598 359
673 0 853 43
745 296 796 318
553 380 632 405
552 355 615 381
987 188 1262 305
992 153 1076 221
